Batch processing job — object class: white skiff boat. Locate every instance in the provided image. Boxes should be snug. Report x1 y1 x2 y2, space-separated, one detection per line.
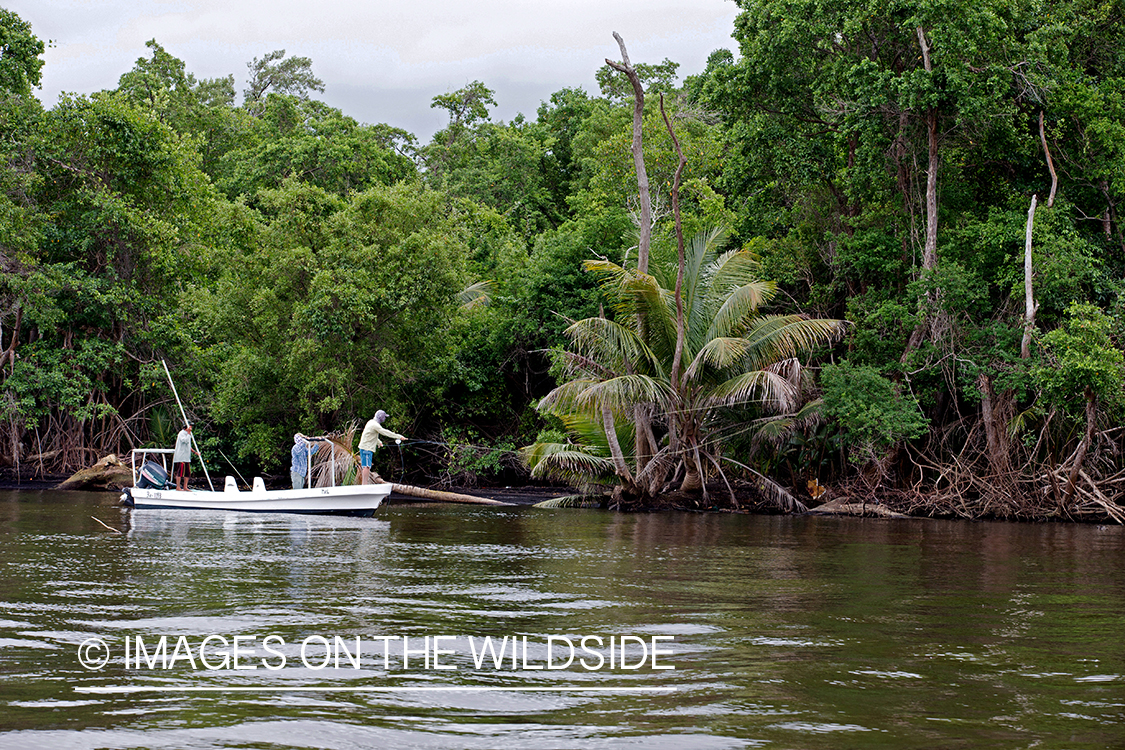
119 448 389 517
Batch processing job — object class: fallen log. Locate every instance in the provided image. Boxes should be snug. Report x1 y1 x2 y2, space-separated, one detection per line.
391 483 513 506
57 454 134 491
806 499 910 519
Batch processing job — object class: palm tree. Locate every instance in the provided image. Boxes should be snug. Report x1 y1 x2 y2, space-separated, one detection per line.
523 225 846 503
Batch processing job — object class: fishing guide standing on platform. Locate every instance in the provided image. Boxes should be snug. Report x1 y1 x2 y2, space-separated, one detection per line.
358 410 405 485
172 424 198 491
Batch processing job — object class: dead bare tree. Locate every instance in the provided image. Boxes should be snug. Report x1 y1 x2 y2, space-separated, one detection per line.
1021 195 1039 358
901 27 942 363
1039 111 1057 208
605 32 652 275
605 32 661 480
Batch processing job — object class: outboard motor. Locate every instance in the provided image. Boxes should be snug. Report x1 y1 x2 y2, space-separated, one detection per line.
136 461 169 490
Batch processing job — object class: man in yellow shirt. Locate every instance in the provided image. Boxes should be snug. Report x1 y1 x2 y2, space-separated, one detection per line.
358 410 405 484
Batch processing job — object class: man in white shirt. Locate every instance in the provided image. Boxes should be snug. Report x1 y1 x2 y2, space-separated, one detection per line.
172 424 197 491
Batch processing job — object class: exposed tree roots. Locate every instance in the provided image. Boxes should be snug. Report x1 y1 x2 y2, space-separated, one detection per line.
819 447 1125 524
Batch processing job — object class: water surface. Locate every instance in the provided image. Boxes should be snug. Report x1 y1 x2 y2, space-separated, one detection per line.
1 489 1123 748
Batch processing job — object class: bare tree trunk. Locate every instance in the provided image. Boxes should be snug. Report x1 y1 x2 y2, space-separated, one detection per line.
633 404 655 476
606 32 651 274
922 111 939 271
1021 194 1038 359
661 95 688 406
391 484 512 506
1098 180 1125 255
916 27 938 273
681 441 704 493
893 110 918 263
901 28 940 363
0 302 21 374
1039 111 1057 208
602 404 635 486
659 94 698 494
607 33 656 481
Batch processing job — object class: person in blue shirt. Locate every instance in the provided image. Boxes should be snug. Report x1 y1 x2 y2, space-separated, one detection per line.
290 433 325 490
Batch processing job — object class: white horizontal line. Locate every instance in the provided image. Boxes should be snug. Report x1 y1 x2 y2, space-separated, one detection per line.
75 685 678 695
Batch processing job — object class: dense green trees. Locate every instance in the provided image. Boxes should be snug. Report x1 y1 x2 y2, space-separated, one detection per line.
2 4 1125 518
190 180 480 463
0 8 43 96
705 0 1125 514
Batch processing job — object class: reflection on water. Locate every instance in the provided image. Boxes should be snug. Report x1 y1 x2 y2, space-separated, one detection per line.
1 489 1124 748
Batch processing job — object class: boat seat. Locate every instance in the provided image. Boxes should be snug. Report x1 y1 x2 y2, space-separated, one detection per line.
252 477 266 493
224 476 238 493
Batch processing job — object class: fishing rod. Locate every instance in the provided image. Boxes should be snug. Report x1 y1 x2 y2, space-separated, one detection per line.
216 446 250 489
161 359 215 491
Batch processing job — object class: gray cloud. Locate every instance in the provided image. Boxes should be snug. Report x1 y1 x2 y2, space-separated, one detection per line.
8 0 738 140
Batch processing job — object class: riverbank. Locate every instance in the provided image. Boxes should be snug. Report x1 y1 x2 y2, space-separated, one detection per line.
0 469 68 491
9 465 1124 524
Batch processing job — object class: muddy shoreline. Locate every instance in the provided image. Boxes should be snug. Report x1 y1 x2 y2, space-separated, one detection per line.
5 468 1122 522
0 470 68 491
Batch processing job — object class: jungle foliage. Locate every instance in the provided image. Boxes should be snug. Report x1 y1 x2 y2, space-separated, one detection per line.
2 3 1125 519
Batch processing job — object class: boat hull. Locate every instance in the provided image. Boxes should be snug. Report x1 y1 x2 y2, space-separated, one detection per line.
122 483 390 517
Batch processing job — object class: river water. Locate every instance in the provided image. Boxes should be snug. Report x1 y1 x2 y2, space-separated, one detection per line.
0 489 1123 749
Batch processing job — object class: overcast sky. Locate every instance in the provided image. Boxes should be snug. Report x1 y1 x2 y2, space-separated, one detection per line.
8 0 740 142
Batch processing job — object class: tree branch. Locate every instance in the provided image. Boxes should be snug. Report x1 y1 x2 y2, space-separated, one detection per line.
1039 111 1057 208
606 32 652 273
1021 194 1038 359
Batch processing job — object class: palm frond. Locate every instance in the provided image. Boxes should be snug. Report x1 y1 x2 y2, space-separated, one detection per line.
522 440 609 471
635 445 679 495
710 369 802 413
751 415 802 443
566 317 662 375
722 456 808 513
533 495 606 509
683 336 754 381
624 276 678 351
575 374 672 413
754 398 825 441
584 258 637 291
757 475 808 513
739 316 848 370
308 422 359 487
521 443 617 486
705 280 777 340
683 225 727 306
559 411 623 453
556 351 620 380
537 377 601 415
457 279 494 310
710 246 765 297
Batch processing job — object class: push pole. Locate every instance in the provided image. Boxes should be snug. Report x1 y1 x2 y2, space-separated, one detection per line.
161 359 215 491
